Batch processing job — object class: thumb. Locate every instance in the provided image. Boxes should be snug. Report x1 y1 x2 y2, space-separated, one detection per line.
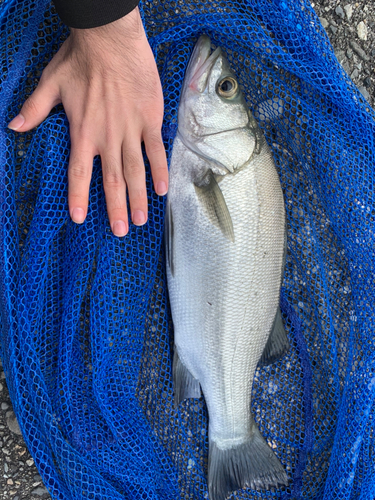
8 80 60 132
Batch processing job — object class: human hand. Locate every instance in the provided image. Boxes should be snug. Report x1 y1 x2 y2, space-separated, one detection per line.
8 7 168 237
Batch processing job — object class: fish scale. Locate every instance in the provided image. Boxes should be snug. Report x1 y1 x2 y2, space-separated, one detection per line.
166 35 289 500
168 138 284 440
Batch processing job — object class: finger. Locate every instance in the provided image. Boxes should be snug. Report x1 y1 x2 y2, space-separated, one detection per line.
68 135 95 224
122 140 148 227
101 151 129 237
8 80 60 132
143 127 169 196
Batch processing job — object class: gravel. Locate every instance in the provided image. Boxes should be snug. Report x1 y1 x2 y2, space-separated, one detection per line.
349 39 370 61
0 359 52 500
312 0 374 106
344 4 354 21
0 1 374 498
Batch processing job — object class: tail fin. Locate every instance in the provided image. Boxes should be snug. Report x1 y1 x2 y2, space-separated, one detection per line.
208 421 288 500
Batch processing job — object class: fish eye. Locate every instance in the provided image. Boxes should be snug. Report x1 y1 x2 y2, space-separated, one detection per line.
217 77 238 98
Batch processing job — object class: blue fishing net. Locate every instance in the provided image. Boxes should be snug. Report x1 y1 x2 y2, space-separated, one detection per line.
1 0 374 498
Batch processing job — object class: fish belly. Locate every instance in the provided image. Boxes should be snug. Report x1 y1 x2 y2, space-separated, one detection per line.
167 138 285 448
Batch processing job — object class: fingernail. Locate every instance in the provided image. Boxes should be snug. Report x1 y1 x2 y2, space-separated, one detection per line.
8 114 25 131
156 181 168 196
132 210 146 226
71 208 85 224
113 220 127 237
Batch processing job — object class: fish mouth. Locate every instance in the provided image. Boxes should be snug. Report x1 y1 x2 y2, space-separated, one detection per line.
183 35 222 93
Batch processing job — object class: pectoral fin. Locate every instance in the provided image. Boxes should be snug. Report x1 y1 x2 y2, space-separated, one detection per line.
194 170 234 242
164 200 174 276
258 307 289 366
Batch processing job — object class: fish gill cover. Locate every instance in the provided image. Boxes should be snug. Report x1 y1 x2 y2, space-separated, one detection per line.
0 0 374 499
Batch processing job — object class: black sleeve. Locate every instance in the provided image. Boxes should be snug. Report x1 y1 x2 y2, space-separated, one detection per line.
53 0 140 29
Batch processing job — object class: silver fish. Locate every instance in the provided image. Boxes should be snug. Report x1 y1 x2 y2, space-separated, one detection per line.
165 35 289 500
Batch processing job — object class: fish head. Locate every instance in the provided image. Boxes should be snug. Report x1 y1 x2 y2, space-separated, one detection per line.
178 36 259 174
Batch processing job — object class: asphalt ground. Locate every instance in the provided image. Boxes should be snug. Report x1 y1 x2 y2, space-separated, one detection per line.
0 1 373 498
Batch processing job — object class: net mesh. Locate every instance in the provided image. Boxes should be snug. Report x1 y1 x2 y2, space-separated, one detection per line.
1 0 374 499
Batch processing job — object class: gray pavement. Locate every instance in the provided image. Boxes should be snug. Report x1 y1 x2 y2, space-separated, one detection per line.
0 1 373 498
0 359 50 499
312 0 373 105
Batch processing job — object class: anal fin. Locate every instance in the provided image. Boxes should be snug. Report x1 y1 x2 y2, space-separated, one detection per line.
173 348 201 407
258 307 289 367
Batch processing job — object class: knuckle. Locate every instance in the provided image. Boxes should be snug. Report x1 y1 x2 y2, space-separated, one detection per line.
22 97 39 116
69 193 87 205
105 172 123 187
146 133 165 155
129 186 147 203
142 105 163 123
39 67 53 84
103 156 123 187
69 161 89 180
108 194 125 211
123 150 143 176
126 162 144 177
69 119 91 138
70 129 93 149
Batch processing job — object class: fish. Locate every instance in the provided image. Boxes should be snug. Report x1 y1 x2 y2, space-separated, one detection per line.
165 35 289 500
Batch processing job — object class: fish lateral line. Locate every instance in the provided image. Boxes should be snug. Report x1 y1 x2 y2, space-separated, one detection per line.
166 34 288 499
